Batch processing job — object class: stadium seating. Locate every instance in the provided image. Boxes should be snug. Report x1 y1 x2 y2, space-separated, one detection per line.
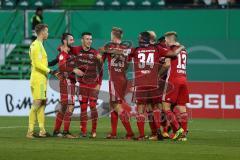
0 44 30 79
2 0 54 9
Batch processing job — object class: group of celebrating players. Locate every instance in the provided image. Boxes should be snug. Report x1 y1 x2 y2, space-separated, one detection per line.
27 24 189 142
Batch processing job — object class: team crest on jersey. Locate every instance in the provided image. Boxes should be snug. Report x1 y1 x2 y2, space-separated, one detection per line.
89 54 94 59
38 53 42 59
59 55 64 60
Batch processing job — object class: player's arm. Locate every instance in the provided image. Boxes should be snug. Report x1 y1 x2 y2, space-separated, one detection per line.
96 51 104 86
158 58 170 78
60 53 84 77
159 45 185 57
31 44 50 74
48 57 58 67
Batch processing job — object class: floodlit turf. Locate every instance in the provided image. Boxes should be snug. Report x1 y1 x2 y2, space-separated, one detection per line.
0 117 240 160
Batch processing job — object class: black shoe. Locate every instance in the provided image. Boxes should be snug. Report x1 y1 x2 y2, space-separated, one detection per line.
157 129 164 141
53 131 63 137
63 131 77 139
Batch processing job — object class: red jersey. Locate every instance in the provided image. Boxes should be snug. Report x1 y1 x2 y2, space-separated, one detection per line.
57 47 75 80
102 42 130 81
71 46 102 85
130 44 168 88
168 46 188 80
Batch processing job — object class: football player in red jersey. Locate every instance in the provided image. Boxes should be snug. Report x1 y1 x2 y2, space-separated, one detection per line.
129 32 184 140
71 32 103 138
163 31 189 141
101 27 134 139
51 33 84 138
156 36 172 139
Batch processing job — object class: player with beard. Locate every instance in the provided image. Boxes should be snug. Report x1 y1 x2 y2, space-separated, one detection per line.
50 33 84 138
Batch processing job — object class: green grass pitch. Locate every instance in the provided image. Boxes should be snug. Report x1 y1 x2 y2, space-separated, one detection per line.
0 117 240 160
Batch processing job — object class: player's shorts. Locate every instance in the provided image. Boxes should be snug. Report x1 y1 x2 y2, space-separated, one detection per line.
78 83 99 102
60 78 75 106
109 79 127 104
30 80 47 100
162 77 189 105
133 86 162 105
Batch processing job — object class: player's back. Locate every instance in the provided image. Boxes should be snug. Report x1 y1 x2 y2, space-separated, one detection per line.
131 44 161 88
168 46 188 81
103 42 130 81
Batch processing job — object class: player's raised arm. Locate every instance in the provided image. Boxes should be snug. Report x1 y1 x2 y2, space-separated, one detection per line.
162 31 185 57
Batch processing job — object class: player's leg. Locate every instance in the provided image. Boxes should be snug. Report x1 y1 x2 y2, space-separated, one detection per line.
152 102 164 140
175 83 189 141
162 101 183 140
159 103 170 138
162 82 183 140
79 96 88 137
88 84 100 138
53 79 67 137
27 92 42 138
62 104 76 138
62 80 76 138
53 104 66 137
107 81 119 138
146 105 157 140
37 99 50 137
27 83 48 138
116 103 134 139
35 82 49 137
135 103 146 140
89 98 98 138
106 102 118 139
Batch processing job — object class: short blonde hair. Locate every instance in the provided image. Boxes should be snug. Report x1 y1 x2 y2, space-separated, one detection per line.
147 30 157 41
35 24 48 35
164 31 177 37
112 27 123 39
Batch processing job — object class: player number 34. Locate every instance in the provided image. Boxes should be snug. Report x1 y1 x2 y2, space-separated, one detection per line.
138 53 154 68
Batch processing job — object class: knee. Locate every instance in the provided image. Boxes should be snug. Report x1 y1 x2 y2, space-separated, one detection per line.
67 105 74 113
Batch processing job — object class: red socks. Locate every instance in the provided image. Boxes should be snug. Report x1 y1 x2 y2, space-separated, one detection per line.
173 107 188 133
119 110 133 136
165 110 180 132
110 111 118 136
90 105 98 133
54 112 64 132
80 103 88 134
147 111 157 135
136 113 145 137
153 108 161 129
63 110 72 132
179 112 188 133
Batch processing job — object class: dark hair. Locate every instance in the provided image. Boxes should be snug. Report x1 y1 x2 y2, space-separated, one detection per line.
36 7 43 13
61 33 73 44
35 24 48 35
139 31 151 43
81 32 92 38
158 36 165 43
